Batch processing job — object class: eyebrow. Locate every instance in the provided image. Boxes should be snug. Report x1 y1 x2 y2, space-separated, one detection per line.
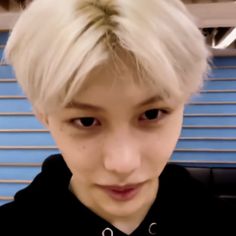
137 94 163 107
66 94 163 111
65 101 105 112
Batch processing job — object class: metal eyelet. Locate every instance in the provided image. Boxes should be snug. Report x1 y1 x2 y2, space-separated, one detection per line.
102 227 114 236
148 222 157 235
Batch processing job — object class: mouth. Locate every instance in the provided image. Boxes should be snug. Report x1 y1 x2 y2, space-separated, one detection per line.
97 182 145 201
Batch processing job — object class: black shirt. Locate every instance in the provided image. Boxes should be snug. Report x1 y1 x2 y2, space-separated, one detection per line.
0 154 232 235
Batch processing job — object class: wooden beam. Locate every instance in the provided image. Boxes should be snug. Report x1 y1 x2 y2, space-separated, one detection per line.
0 12 20 30
186 2 236 27
0 2 236 30
211 48 236 56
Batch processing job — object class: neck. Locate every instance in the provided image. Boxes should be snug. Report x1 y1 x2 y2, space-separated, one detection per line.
111 204 152 234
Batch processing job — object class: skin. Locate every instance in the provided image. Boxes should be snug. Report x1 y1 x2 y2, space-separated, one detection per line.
39 63 184 234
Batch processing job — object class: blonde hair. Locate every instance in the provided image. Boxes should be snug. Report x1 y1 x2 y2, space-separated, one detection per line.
5 0 209 112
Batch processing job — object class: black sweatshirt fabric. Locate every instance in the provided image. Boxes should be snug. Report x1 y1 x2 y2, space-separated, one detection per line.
0 154 233 235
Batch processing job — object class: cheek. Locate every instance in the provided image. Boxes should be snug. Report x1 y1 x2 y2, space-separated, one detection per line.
143 120 182 164
53 133 102 174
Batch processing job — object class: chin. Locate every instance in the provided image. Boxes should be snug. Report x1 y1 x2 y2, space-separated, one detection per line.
98 184 152 218
103 197 145 218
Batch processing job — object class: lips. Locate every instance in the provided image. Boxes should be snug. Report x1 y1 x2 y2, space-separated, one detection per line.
98 183 144 201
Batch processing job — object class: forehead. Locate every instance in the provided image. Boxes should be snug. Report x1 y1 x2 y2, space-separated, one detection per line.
47 55 173 114
64 63 181 113
75 60 159 100
58 49 184 113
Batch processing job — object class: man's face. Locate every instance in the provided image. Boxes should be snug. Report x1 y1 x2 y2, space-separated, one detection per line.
42 65 184 221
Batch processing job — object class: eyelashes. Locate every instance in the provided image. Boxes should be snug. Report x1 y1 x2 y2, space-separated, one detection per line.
73 117 101 128
69 108 169 129
139 109 161 121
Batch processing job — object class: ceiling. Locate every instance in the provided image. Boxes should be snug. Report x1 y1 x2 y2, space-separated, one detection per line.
1 0 236 54
183 0 236 55
184 0 232 3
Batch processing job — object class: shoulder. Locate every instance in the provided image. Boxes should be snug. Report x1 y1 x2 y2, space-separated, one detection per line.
158 163 232 235
160 163 199 189
0 154 74 232
0 154 70 215
159 163 215 203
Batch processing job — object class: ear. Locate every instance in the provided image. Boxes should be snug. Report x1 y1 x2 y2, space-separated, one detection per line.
33 108 49 128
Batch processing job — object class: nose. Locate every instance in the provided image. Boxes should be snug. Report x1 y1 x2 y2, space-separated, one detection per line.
102 132 141 175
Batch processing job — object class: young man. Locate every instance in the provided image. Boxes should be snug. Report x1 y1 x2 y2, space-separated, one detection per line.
0 0 229 235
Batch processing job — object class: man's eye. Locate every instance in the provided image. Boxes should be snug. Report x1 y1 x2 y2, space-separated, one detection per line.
139 109 162 121
72 117 100 128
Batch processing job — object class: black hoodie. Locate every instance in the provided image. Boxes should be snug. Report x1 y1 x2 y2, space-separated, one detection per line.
0 154 231 235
